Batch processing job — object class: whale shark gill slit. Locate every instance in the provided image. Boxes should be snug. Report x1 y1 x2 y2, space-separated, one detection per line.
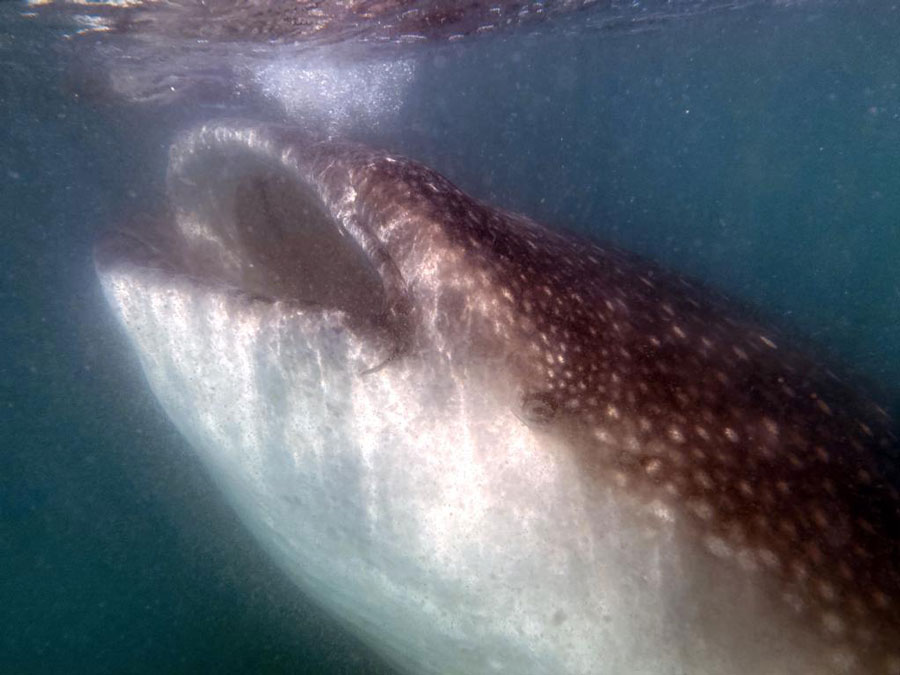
96 120 900 675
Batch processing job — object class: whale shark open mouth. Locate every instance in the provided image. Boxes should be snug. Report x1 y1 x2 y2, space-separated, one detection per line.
96 120 900 675
96 124 394 326
94 123 414 383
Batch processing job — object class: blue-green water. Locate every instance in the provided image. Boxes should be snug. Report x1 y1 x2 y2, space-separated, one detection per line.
2 1 899 673
0 14 396 674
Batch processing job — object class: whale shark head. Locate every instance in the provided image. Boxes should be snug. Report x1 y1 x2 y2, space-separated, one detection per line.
96 120 900 675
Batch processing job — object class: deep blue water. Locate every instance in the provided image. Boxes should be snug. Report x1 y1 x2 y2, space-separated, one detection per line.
2 1 899 673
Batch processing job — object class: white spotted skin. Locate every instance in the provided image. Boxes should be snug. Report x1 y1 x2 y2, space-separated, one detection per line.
96 121 900 675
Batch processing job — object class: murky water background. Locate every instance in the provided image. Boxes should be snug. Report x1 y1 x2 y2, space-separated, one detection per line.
2 1 899 672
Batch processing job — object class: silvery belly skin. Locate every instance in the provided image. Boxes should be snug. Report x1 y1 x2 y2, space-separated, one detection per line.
95 121 900 675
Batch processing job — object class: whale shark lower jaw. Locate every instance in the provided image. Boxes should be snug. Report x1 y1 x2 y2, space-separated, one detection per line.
96 120 900 675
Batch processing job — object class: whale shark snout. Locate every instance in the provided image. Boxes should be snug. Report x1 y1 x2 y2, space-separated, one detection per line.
96 120 900 675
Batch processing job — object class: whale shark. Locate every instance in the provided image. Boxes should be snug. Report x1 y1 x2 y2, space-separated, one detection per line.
95 120 900 675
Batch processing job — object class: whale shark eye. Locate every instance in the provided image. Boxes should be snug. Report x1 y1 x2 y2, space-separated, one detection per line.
521 391 558 426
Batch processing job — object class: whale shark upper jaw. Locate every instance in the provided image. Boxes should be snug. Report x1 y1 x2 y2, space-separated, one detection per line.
96 120 900 675
94 124 413 375
99 128 390 311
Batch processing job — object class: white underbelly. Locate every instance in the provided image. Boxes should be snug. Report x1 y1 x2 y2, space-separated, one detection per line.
100 267 839 675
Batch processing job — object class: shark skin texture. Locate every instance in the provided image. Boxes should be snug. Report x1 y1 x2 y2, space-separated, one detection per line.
95 120 900 675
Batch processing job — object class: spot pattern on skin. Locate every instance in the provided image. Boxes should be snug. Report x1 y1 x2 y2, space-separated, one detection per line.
316 150 900 673
165 123 900 672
